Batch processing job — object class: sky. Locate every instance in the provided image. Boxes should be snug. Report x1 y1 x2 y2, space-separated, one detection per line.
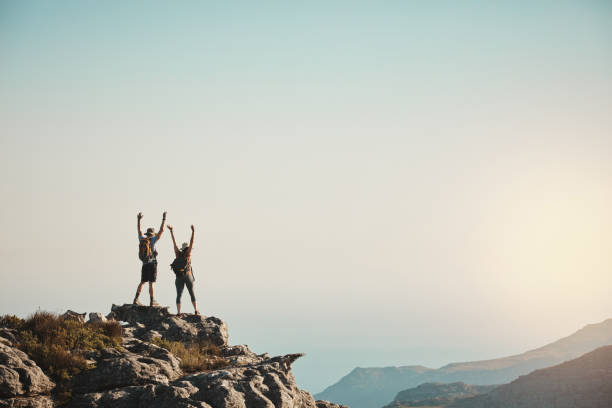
1 0 611 393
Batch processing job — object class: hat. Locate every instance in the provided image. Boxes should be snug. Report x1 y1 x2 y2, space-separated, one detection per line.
181 242 189 250
146 227 155 236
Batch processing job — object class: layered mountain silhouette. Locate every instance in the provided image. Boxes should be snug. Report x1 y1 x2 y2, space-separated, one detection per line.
383 382 497 407
315 319 612 408
449 345 612 408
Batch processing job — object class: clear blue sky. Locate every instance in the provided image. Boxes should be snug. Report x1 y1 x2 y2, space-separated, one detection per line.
1 1 611 393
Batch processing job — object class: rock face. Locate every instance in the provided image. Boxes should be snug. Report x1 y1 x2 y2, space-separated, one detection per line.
108 304 228 346
69 355 318 407
317 318 612 408
0 396 54 408
0 330 18 346
72 339 182 394
449 345 612 408
384 382 497 407
0 343 54 398
68 351 316 408
0 342 55 408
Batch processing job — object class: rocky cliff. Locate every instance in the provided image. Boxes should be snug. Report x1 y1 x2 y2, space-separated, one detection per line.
316 318 612 408
0 305 348 408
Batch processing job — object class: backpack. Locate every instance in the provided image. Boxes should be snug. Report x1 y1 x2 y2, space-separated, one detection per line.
170 249 190 274
139 237 153 262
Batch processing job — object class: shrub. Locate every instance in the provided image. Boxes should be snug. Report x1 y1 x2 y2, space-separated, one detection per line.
86 320 123 339
0 314 25 329
151 337 228 373
0 311 124 405
18 329 88 382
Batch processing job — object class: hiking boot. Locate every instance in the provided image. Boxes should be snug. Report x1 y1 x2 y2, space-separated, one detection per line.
150 299 159 307
133 298 142 306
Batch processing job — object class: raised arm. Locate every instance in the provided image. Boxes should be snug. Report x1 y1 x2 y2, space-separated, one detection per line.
137 212 143 237
168 225 179 255
157 211 167 239
187 225 195 255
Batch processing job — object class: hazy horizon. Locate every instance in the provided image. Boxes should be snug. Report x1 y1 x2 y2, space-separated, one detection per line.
1 1 611 393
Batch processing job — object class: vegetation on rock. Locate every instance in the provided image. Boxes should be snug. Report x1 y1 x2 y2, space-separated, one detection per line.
151 337 229 372
0 311 122 403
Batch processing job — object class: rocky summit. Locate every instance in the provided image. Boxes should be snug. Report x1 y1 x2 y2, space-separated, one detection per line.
0 304 347 408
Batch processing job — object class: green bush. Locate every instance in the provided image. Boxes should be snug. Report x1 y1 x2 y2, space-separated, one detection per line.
151 337 228 373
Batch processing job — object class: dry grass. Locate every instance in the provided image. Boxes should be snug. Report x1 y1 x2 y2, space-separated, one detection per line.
151 337 229 372
0 314 25 329
87 319 123 339
0 311 123 404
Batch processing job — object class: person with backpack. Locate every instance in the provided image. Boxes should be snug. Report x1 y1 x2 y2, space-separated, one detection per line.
168 224 199 316
134 211 166 306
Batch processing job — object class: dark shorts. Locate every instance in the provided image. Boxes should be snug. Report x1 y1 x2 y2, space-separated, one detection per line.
141 262 157 283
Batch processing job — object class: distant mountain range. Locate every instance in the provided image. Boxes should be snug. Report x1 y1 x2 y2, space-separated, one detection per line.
449 345 612 408
315 318 612 408
383 382 497 407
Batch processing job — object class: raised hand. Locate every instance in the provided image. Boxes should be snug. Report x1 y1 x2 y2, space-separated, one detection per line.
137 212 143 220
191 225 195 232
162 211 167 220
167 225 173 231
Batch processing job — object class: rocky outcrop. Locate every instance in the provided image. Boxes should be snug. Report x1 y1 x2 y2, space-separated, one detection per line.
72 339 182 394
60 311 86 323
0 304 325 408
0 331 18 347
88 312 107 323
60 304 324 408
0 343 54 408
0 396 54 408
108 304 228 346
68 351 315 407
220 345 268 366
384 382 497 407
449 345 612 408
0 343 54 398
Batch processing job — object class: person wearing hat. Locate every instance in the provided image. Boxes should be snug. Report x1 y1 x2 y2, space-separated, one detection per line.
134 211 167 306
168 224 199 316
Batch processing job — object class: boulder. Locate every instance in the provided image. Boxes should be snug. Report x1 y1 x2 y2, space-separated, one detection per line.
67 383 209 408
108 304 228 346
0 396 54 408
219 345 266 366
88 313 107 324
71 339 181 394
0 331 18 346
61 310 86 323
170 353 315 408
0 343 54 398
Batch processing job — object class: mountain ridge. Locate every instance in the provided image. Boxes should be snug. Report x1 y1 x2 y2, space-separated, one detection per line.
449 345 612 408
315 318 612 408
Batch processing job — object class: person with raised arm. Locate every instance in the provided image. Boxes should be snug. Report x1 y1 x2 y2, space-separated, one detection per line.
134 211 166 306
168 224 199 316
